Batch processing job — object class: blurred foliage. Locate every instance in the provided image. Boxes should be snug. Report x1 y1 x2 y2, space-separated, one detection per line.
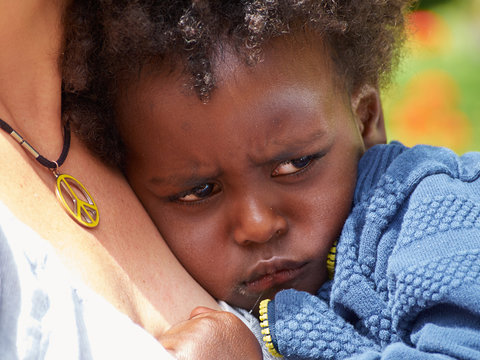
384 0 480 154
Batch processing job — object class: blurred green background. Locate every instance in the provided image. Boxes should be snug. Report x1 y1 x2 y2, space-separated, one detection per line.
384 0 480 154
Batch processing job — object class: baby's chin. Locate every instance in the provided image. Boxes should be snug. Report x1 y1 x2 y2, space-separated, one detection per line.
211 267 326 314
224 280 326 317
220 285 294 316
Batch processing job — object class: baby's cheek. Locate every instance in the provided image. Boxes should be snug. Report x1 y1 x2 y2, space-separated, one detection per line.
176 242 238 301
200 273 240 306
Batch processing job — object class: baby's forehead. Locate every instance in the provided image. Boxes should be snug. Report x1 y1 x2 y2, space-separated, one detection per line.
116 35 346 143
130 31 337 103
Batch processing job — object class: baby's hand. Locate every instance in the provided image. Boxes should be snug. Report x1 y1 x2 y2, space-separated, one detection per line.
159 306 262 360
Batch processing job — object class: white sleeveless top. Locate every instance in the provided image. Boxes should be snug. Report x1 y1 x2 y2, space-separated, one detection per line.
0 201 174 360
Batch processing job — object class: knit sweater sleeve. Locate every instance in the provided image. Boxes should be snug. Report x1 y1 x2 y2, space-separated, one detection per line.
263 144 480 360
263 289 381 359
266 290 480 360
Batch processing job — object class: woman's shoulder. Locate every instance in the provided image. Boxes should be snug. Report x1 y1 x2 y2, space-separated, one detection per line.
0 201 174 359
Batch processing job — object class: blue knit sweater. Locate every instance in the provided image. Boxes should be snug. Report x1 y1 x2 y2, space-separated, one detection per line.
266 142 480 359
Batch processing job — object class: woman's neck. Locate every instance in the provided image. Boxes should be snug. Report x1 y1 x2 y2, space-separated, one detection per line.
0 1 67 156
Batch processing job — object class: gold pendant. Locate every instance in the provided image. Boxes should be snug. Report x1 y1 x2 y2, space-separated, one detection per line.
54 172 99 228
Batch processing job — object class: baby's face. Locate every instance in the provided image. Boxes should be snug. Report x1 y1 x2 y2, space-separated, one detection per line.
117 37 370 311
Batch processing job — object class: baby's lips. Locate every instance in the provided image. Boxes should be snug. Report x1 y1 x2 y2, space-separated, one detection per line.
244 259 307 293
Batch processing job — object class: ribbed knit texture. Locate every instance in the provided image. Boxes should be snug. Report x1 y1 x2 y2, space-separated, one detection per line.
269 142 480 359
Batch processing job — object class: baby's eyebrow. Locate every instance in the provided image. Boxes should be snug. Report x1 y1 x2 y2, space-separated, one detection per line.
149 171 221 188
250 129 327 164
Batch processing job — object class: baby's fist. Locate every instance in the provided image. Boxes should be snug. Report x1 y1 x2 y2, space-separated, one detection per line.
160 307 262 360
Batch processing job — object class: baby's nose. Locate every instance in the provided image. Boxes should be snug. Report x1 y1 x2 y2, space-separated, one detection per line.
232 197 288 246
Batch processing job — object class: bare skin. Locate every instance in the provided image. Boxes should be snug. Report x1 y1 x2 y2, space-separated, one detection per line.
0 0 220 339
118 35 386 315
160 307 262 360
0 2 268 357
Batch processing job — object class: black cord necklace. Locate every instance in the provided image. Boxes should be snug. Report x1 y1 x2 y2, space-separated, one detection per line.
0 118 99 228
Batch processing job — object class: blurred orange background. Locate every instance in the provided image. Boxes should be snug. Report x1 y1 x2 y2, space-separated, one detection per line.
384 0 480 154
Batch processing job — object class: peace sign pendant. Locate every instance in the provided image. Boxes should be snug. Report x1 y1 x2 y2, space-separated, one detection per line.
54 172 99 228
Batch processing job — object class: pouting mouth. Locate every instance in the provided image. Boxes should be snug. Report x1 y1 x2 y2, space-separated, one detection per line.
245 258 307 282
243 259 307 293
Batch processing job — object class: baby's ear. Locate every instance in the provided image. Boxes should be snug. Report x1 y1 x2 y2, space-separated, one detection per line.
350 84 386 149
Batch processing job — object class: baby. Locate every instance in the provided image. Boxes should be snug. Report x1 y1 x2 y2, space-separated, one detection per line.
61 1 480 359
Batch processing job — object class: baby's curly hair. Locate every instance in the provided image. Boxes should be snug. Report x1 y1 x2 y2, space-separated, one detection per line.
61 0 415 169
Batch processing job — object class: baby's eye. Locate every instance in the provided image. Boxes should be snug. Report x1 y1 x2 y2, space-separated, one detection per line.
272 155 316 176
175 183 220 202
